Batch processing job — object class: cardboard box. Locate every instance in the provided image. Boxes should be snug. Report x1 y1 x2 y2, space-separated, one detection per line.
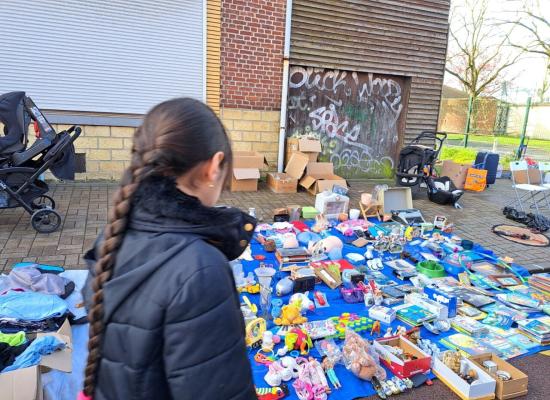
300 163 347 195
441 160 471 189
286 138 322 163
267 172 297 193
470 353 528 400
285 152 310 180
0 319 73 400
231 151 266 192
377 187 413 214
433 351 497 400
373 336 431 378
512 168 541 185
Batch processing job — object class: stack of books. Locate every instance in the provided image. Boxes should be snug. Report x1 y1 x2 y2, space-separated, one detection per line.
517 316 550 345
394 304 436 326
451 315 489 337
528 273 550 296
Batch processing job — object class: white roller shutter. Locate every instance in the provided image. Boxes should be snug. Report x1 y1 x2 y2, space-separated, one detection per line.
0 0 204 115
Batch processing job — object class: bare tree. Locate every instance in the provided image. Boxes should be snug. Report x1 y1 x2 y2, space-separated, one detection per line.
445 0 522 131
506 0 550 102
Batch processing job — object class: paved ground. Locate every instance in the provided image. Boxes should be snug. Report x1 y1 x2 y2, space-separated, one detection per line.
1 179 549 399
0 178 549 273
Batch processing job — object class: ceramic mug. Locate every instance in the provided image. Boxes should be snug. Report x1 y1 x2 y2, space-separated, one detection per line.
349 208 360 220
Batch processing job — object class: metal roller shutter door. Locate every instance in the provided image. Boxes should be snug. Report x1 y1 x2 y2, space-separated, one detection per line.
0 0 204 115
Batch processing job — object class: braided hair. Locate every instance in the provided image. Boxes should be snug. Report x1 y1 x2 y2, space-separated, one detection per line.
83 98 232 397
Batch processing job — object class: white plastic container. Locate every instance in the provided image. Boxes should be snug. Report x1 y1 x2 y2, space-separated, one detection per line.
315 191 349 220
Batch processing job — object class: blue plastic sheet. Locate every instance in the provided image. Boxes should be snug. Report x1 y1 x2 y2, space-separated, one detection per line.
243 222 549 399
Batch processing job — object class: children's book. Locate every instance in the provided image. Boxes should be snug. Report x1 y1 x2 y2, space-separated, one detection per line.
507 332 538 351
440 333 496 357
478 333 527 359
394 304 436 326
481 312 514 330
481 303 529 321
451 315 489 337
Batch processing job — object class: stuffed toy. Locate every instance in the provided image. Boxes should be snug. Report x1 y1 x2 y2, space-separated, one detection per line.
289 292 315 312
308 236 343 261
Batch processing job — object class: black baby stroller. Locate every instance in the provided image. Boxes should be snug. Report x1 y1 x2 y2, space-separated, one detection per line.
0 91 81 233
395 131 463 207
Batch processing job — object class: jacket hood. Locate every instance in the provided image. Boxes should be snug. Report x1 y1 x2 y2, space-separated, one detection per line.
130 174 256 261
83 175 256 322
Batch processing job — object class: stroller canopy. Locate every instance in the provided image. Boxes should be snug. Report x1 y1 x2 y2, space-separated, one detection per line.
0 91 28 153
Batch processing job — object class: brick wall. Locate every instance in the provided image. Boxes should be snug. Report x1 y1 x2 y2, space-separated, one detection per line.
221 0 286 110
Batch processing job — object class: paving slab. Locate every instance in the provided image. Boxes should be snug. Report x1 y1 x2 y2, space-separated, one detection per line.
0 179 548 273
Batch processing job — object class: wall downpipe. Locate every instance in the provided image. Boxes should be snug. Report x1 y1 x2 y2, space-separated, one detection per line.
277 0 293 172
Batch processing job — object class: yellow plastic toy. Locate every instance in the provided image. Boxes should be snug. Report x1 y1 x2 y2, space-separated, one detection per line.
245 317 266 347
274 299 308 326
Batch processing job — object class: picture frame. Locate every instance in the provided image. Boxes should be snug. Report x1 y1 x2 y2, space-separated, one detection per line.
489 274 523 287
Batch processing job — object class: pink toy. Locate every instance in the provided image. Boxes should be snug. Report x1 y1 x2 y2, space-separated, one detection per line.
293 357 330 400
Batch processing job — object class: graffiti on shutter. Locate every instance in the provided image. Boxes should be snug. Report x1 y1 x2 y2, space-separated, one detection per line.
286 66 409 179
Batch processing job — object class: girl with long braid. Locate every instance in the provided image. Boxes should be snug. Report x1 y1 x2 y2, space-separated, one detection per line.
78 98 257 400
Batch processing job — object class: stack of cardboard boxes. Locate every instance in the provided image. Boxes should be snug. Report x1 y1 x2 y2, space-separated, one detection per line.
230 138 347 194
267 138 347 195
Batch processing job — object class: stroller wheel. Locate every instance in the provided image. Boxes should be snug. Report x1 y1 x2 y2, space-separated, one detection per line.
32 195 56 210
31 209 62 234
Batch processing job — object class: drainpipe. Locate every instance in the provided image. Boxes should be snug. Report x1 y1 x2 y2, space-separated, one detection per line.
277 0 293 172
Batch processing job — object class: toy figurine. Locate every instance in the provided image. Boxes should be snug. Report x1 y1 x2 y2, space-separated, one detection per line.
321 356 342 390
395 326 407 337
285 328 313 355
311 213 330 233
293 357 330 399
256 385 289 400
374 289 383 306
370 320 381 337
274 299 308 326
383 328 393 338
443 351 462 374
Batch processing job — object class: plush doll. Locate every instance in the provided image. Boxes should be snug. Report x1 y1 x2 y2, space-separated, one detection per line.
289 292 315 312
342 329 386 381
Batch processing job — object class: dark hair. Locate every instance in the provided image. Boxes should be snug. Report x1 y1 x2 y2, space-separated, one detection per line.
83 98 232 396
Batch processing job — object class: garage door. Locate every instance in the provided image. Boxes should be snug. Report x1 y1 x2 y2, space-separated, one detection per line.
0 0 204 114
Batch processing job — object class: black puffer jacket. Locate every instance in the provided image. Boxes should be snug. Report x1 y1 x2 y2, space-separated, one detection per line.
82 176 257 400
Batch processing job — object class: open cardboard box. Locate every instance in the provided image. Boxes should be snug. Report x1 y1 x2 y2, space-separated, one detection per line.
433 351 496 400
300 162 347 195
373 336 431 379
266 172 297 193
231 151 267 192
266 151 310 193
0 319 73 400
377 187 413 214
470 353 528 400
285 138 322 163
441 160 471 189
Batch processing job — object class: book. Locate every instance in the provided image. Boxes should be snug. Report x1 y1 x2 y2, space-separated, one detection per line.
478 332 527 359
451 315 489 337
516 316 550 345
394 304 436 326
440 333 496 357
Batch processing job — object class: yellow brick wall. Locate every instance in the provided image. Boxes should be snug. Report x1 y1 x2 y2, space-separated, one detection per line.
2 109 280 180
47 124 135 181
220 107 280 169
